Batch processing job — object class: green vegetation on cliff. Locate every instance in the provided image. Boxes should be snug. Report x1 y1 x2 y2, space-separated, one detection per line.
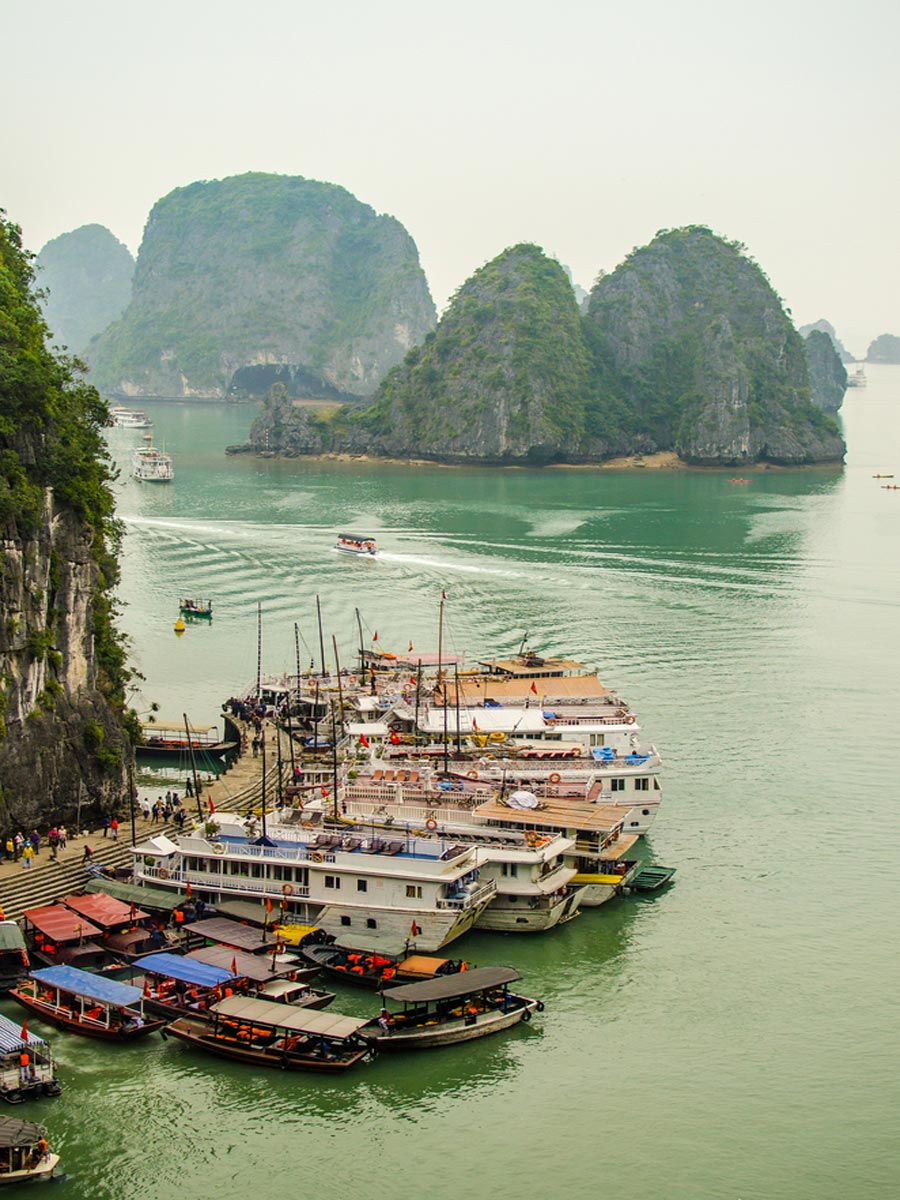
88 173 436 399
804 329 847 413
36 224 134 355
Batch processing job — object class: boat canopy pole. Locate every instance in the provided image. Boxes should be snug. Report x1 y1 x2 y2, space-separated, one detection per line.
316 595 326 677
330 701 340 821
333 635 345 714
256 601 262 701
184 712 203 822
261 726 268 841
355 608 365 674
454 664 462 754
414 663 422 746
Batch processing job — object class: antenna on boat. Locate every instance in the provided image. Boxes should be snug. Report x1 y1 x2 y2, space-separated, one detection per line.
517 631 529 658
316 595 326 677
439 596 449 775
260 722 268 843
454 663 462 754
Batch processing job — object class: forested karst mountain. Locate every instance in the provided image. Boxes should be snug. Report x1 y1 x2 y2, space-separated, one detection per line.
866 333 900 363
798 318 855 363
36 224 134 354
237 226 845 467
88 173 436 399
583 227 845 465
803 329 848 413
0 215 132 828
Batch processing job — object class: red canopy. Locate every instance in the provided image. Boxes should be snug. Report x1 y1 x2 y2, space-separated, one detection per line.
23 904 103 942
62 892 147 929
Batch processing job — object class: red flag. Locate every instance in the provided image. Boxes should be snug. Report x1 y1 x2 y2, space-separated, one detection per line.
230 957 238 976
19 1020 27 1042
372 630 378 642
472 717 478 731
142 979 151 999
410 920 421 937
185 881 192 899
358 733 369 748
265 897 273 913
441 590 446 600
409 676 416 687
321 786 328 798
408 641 413 653
530 681 538 695
389 729 400 746
208 797 215 815
130 901 137 921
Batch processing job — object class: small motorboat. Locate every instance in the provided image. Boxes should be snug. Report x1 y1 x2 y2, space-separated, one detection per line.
0 1118 59 1185
300 943 470 990
873 474 894 478
180 599 213 619
0 1015 61 1105
728 478 752 484
335 533 377 556
10 965 165 1041
363 965 541 1051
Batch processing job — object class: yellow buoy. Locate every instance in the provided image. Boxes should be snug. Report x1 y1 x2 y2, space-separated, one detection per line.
174 618 185 634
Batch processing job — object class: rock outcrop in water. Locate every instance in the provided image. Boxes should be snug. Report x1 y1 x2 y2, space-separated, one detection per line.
87 173 436 400
803 329 848 413
583 227 846 465
0 215 132 830
866 333 900 364
36 224 134 355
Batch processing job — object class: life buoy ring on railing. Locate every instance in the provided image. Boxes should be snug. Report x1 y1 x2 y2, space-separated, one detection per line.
466 770 478 780
158 868 169 880
310 852 323 863
426 818 438 831
282 883 294 896
302 821 313 829
525 831 540 847
625 715 636 725
212 843 226 855
548 772 561 784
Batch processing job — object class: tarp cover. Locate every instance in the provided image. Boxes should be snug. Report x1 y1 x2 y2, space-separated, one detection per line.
23 906 103 943
132 952 234 988
0 1013 45 1052
0 1118 46 1148
211 995 369 1039
383 965 521 1004
62 893 147 928
30 965 143 1006
85 879 181 911
184 918 275 951
214 900 270 926
0 922 26 952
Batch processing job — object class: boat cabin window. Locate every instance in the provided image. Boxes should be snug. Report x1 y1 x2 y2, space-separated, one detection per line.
611 778 625 792
589 733 606 747
340 916 351 927
406 885 423 899
366 918 377 929
357 879 368 892
325 875 340 890
635 778 649 791
501 863 519 878
654 779 661 790
642 809 650 816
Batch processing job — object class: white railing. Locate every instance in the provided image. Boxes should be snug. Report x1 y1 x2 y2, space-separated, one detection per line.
436 881 495 910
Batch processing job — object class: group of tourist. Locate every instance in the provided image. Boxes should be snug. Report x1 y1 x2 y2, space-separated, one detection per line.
4 827 68 868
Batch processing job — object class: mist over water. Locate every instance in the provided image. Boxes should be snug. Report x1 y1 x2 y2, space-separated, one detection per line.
4 373 899 1199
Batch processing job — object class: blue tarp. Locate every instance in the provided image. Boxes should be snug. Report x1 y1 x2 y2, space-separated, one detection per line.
132 952 234 987
591 747 615 761
625 754 649 764
31 965 143 1006
0 1013 45 1052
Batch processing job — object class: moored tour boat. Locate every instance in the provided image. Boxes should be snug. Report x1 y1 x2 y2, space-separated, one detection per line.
0 1015 61 1105
364 966 541 1051
299 943 471 990
335 533 377 556
10 966 165 1041
0 924 28 993
0 1118 59 1185
132 444 173 482
164 995 372 1072
110 406 152 429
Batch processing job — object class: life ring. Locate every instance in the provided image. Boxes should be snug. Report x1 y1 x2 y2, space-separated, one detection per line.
212 843 226 855
625 715 636 725
425 818 438 831
310 852 323 863
489 731 505 743
302 821 313 829
282 883 294 896
466 770 478 780
548 772 561 784
158 868 169 880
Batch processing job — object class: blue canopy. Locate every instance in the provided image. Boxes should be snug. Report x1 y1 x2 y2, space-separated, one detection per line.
31 965 143 1007
133 952 234 988
0 1013 46 1052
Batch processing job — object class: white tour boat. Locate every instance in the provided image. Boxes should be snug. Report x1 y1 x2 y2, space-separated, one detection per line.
132 444 173 482
335 533 377 556
111 406 153 429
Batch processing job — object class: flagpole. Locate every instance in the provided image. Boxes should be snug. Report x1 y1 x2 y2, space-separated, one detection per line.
454 663 462 755
316 594 326 677
185 712 203 823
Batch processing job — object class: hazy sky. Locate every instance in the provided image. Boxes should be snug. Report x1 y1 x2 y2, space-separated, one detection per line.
4 0 897 354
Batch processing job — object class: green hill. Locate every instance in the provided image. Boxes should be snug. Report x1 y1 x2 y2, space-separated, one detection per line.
36 224 134 354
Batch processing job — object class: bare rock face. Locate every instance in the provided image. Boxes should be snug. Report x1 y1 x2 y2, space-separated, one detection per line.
804 329 848 414
87 173 436 400
584 227 846 466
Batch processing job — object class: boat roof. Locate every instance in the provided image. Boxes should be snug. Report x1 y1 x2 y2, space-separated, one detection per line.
132 952 235 988
211 994 370 1039
62 893 148 928
0 1118 46 1149
453 676 610 703
23 905 104 942
141 720 216 733
384 965 521 1003
214 899 272 926
338 533 375 540
397 955 452 977
474 795 625 833
84 879 183 912
188 946 286 983
0 921 26 952
420 707 546 735
0 1013 46 1051
184 917 276 952
30 964 144 1006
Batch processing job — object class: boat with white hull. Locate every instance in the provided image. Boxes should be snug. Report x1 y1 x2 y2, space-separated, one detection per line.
132 444 173 482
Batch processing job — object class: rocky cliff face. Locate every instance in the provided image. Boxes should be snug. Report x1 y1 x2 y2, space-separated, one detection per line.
36 224 134 355
584 227 846 466
0 217 132 831
87 173 436 400
804 329 848 413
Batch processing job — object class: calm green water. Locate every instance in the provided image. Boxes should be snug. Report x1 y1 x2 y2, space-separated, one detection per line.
4 375 900 1198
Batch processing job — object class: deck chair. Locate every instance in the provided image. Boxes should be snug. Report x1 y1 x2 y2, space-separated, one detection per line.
382 841 403 856
364 839 384 854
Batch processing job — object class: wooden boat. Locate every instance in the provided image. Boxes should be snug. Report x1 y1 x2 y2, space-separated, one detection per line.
163 995 372 1072
335 533 377 557
364 965 541 1051
0 1118 59 1185
21 904 113 971
0 925 28 994
137 721 237 761
179 599 213 619
0 1015 60 1105
628 865 676 891
301 943 470 990
873 474 894 479
10 966 165 1041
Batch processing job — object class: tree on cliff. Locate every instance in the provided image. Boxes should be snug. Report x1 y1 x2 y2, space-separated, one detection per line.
0 211 134 826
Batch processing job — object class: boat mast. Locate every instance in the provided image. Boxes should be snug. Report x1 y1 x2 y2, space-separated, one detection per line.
355 607 365 673
414 662 422 748
332 634 345 714
184 713 203 823
256 601 263 701
316 595 326 677
438 595 449 774
313 680 321 754
330 700 340 822
454 663 462 754
260 726 268 840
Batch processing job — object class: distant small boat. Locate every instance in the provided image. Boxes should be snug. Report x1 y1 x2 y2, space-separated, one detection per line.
180 599 213 619
873 474 894 479
110 406 153 429
133 444 173 482
336 533 377 556
729 478 752 484
848 367 867 388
